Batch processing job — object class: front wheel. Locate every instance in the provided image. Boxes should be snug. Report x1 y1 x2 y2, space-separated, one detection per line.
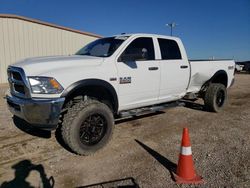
61 99 114 155
204 83 227 112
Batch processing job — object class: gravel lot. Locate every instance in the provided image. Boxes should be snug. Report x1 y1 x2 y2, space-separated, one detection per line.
0 74 249 188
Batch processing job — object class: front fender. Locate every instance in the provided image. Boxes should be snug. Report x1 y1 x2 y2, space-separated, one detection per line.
61 79 119 112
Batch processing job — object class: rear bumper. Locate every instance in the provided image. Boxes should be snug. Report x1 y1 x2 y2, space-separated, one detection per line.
6 94 65 130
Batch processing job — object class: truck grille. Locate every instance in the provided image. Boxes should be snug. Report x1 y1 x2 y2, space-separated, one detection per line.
12 71 23 81
13 84 25 94
7 67 31 98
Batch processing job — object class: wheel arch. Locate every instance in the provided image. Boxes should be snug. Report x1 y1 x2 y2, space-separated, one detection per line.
210 70 228 87
199 70 228 97
61 79 119 113
201 70 228 90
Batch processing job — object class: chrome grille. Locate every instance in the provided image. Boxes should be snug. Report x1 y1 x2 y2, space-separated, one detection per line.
7 66 31 98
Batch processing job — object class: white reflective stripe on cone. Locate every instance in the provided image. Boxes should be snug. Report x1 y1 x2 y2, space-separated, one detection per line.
181 146 192 155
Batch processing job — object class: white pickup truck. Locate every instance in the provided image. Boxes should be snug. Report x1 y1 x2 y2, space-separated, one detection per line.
6 33 235 155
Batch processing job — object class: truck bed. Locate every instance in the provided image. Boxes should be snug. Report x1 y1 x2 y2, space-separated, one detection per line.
187 59 235 93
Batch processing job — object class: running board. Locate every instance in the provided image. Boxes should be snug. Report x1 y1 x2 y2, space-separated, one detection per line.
118 101 185 118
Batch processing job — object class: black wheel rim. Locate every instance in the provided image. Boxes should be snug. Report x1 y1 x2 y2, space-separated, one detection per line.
216 90 225 107
79 114 107 146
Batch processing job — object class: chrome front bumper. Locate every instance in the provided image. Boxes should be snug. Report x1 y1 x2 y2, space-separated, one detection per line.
6 94 65 129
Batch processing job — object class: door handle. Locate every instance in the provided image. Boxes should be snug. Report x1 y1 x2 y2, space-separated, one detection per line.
148 67 159 71
180 65 188 69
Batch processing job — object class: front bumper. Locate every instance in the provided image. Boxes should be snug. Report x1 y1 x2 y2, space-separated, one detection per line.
6 94 65 130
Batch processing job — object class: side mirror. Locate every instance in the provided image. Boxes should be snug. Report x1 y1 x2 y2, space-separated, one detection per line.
119 48 147 62
119 53 142 62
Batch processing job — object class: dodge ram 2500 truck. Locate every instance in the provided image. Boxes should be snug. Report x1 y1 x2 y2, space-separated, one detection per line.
6 33 235 155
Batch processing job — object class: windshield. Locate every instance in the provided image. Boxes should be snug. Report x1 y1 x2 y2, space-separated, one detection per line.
76 36 128 57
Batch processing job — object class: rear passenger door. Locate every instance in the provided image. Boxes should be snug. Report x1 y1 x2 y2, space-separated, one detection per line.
157 38 190 102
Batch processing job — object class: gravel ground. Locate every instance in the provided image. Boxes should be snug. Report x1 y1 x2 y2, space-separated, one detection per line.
0 74 249 188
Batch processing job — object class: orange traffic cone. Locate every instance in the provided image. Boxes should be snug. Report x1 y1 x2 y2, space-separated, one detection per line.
174 128 203 184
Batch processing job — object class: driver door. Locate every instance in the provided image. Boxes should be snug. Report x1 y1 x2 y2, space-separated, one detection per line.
116 37 160 111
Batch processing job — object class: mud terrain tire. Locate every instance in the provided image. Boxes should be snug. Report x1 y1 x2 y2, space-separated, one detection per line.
204 83 227 112
61 99 114 155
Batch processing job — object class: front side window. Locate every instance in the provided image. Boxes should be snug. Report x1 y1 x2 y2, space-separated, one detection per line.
121 37 155 61
76 36 128 57
158 38 182 60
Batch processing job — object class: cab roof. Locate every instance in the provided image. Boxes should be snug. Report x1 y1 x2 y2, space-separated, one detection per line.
113 33 180 41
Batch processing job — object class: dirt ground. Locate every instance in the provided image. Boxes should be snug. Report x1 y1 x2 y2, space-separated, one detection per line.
0 74 249 188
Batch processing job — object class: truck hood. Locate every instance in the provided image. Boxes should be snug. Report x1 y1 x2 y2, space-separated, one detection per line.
12 55 103 76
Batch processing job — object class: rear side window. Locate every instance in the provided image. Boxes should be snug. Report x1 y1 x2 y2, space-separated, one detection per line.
123 37 155 60
158 38 182 60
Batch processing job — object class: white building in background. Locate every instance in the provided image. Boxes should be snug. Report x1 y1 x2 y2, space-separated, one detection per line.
0 14 101 84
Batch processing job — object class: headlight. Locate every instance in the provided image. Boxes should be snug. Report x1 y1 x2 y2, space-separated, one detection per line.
28 77 64 94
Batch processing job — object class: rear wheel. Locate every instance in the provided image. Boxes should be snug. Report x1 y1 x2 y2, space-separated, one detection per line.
204 83 227 112
61 99 114 155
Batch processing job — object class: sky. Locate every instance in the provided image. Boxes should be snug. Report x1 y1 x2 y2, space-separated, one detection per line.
0 0 249 61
